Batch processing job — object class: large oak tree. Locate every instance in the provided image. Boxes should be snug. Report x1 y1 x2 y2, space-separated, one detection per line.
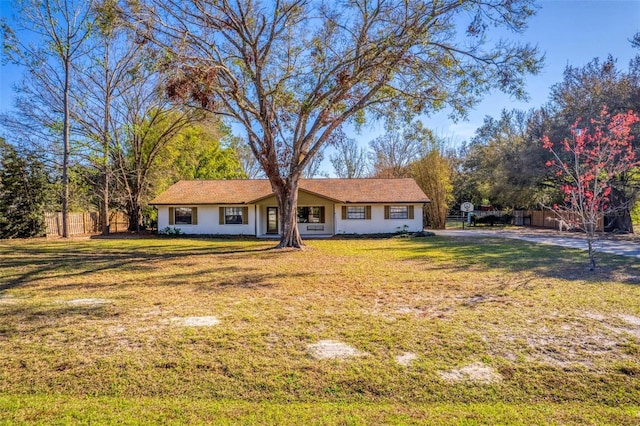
135 0 541 248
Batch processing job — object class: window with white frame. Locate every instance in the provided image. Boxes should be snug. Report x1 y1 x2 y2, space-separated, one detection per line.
174 207 194 224
225 207 244 224
346 206 366 220
388 206 409 219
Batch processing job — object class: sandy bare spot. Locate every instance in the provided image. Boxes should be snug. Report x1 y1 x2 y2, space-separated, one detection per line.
396 352 417 366
65 298 111 307
438 362 502 384
307 340 367 360
583 312 606 321
394 306 425 315
619 314 640 327
170 316 220 327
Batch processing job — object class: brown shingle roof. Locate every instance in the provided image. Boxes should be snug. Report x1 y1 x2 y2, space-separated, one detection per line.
149 180 272 205
149 178 429 205
300 178 429 203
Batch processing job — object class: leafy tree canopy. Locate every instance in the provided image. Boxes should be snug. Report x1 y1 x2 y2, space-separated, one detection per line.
133 0 542 247
462 109 548 209
155 118 247 188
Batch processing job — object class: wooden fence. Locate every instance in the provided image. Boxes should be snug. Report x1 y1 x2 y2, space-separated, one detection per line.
521 210 604 232
45 211 130 236
108 211 130 233
445 209 604 231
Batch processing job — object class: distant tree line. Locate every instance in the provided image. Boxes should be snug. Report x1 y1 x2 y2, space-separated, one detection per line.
4 0 636 239
1 0 246 237
1 0 543 243
456 54 640 232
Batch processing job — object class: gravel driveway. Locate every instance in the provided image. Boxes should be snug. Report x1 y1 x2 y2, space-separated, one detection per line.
435 228 640 259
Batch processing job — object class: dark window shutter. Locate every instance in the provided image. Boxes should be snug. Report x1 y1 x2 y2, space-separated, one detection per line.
384 206 390 220
242 207 249 224
169 208 175 225
320 206 325 223
365 206 371 220
192 207 198 225
342 206 347 220
219 207 225 225
408 205 414 220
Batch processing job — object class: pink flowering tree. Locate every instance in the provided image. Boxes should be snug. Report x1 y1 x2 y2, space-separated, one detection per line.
542 107 639 270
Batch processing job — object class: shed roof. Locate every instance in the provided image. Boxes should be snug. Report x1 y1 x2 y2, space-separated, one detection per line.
149 178 430 205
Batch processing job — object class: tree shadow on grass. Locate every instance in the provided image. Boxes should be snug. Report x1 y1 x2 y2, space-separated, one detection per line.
0 301 123 339
0 239 300 293
397 236 640 285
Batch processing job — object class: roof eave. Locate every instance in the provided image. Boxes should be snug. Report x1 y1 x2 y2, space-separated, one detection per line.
343 200 430 204
149 201 256 206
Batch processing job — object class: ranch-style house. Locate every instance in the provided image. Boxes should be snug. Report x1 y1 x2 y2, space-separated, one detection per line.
150 178 430 237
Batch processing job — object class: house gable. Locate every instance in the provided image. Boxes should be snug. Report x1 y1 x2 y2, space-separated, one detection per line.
256 189 340 206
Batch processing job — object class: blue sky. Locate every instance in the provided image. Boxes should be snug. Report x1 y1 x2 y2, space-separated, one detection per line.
1 0 639 152
428 0 640 144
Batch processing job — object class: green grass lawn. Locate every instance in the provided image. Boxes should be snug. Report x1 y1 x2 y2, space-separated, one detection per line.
0 235 639 425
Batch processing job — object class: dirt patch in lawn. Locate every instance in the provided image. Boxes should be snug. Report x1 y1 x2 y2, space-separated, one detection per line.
395 352 418 366
170 316 220 327
64 298 112 307
619 314 640 327
605 314 640 339
583 312 606 321
0 295 19 305
497 312 637 369
438 362 502 384
307 340 367 360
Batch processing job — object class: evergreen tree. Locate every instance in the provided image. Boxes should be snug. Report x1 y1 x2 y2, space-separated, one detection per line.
0 141 51 238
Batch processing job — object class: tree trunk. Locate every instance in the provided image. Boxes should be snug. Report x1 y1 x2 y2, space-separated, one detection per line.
604 208 633 233
272 178 303 249
605 188 634 233
127 200 141 233
587 236 596 271
100 124 110 235
585 222 597 271
101 158 110 235
61 55 71 238
101 62 111 236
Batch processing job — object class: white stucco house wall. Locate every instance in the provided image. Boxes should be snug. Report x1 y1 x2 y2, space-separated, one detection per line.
150 178 430 237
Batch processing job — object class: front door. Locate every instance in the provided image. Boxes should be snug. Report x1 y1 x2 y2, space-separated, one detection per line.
266 207 278 234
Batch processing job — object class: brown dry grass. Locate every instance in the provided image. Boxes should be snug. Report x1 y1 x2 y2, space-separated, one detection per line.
0 235 639 424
